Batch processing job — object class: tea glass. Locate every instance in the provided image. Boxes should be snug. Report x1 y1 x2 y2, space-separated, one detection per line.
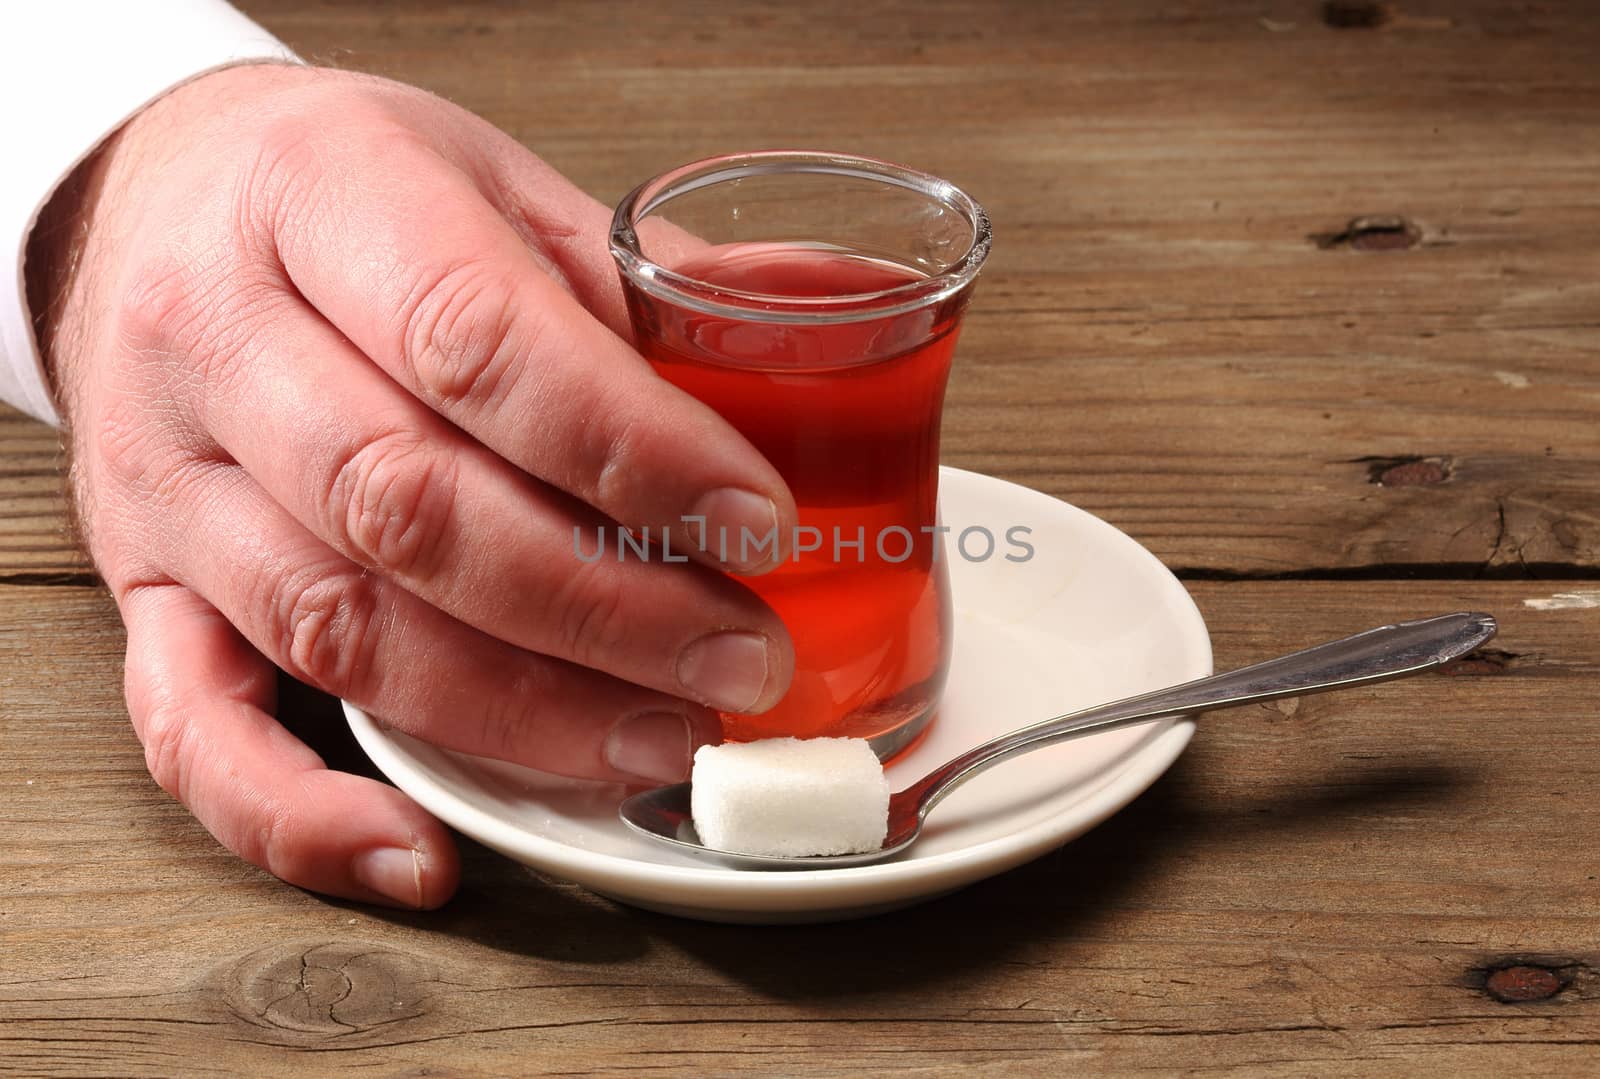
610 150 990 759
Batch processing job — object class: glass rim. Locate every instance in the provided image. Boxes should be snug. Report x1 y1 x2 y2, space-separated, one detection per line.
609 149 992 325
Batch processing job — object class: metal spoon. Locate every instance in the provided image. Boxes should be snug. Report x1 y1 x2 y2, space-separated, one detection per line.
620 611 1497 870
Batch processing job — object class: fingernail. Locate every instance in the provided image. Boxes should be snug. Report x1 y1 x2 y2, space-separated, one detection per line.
351 846 423 908
688 487 781 571
677 630 771 712
605 711 694 783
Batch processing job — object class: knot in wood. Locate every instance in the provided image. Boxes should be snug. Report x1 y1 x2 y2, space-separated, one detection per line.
1468 956 1585 1004
1484 964 1565 1003
1357 455 1453 486
225 941 431 1039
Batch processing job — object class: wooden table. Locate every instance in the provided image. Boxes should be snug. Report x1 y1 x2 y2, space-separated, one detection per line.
4 2 1598 1073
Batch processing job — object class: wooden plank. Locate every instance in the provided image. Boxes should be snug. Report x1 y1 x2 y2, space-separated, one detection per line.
3 580 1597 1074
6 4 1598 1077
0 410 79 578
239 0 1600 576
3 0 1597 577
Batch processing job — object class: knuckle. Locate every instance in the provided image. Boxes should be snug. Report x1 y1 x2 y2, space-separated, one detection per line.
116 256 201 356
473 667 548 763
267 565 383 696
252 111 327 197
400 259 528 410
90 396 224 530
91 394 168 490
544 562 631 670
117 250 292 390
138 696 198 807
589 420 642 511
326 429 458 579
246 111 346 264
251 798 305 883
551 376 645 511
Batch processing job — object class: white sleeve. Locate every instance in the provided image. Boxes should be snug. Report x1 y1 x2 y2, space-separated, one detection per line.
0 1 298 427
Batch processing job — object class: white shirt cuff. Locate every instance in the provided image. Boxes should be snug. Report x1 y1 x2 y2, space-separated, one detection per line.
0 0 298 427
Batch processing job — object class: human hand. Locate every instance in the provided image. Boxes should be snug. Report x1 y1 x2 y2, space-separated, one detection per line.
29 64 796 908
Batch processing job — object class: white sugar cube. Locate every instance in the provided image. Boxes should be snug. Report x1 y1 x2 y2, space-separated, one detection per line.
690 737 890 857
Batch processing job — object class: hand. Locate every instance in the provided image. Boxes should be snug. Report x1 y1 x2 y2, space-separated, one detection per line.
30 64 796 908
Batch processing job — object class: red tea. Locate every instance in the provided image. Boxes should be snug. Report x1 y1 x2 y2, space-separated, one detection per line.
622 241 970 752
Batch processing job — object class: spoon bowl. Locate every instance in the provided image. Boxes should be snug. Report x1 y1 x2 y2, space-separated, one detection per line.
619 611 1498 870
619 783 923 869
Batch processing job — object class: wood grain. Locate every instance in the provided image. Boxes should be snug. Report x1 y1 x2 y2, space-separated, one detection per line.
2 581 1598 1075
2 0 1597 577
4 1 1599 1074
0 411 77 578
234 0 1600 576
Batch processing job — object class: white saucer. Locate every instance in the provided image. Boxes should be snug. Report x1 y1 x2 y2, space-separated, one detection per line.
344 467 1211 923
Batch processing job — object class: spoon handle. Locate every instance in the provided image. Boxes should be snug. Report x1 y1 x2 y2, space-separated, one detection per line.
905 611 1497 817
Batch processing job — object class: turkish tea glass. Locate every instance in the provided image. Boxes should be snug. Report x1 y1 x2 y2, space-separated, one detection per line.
610 150 990 760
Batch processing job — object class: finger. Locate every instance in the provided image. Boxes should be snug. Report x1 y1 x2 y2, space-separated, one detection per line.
119 580 459 908
437 119 708 340
191 298 790 715
140 455 721 784
427 121 635 338
263 134 794 574
343 95 707 368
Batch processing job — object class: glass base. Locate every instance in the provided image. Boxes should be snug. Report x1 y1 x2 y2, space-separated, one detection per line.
717 659 949 753
865 702 938 763
718 687 942 764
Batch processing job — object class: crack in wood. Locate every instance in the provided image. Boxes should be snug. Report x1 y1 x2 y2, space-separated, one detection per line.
1486 498 1510 568
0 570 100 587
1437 648 1522 676
1322 1 1392 29
1310 215 1421 251
1174 563 1600 582
6 562 1595 590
